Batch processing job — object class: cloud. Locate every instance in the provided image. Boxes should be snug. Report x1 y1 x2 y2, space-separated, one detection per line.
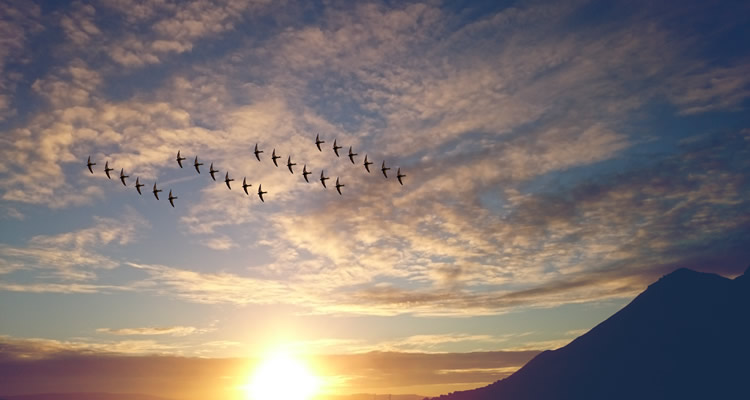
96 325 204 336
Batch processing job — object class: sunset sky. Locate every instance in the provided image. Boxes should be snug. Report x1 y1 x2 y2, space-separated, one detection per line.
1 0 749 399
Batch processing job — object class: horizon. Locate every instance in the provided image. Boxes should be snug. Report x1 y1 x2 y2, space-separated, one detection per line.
1 0 748 399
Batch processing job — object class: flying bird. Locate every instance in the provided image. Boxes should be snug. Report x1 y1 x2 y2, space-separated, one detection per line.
348 146 358 164
381 161 390 178
363 155 373 173
302 165 311 182
287 156 296 174
168 190 177 208
335 177 345 195
397 168 406 185
86 156 96 174
135 177 144 195
209 163 218 181
254 143 263 161
224 172 234 189
176 150 186 168
194 156 203 174
315 134 325 151
152 183 162 200
119 168 129 186
320 170 329 188
104 161 113 179
271 149 280 167
332 140 342 157
242 177 252 195
257 184 267 202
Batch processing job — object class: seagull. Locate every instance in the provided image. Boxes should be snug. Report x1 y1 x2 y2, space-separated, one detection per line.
348 146 358 164
320 170 329 188
315 134 325 151
397 168 406 185
194 156 203 174
257 184 267 202
271 149 280 167
302 165 311 182
381 161 390 178
104 161 113 179
242 177 252 195
335 177 345 195
152 182 162 200
176 150 186 168
363 154 373 173
135 177 144 195
86 156 96 174
209 163 218 181
254 143 263 161
287 156 296 174
332 139 342 157
119 168 129 186
168 190 177 208
224 172 234 189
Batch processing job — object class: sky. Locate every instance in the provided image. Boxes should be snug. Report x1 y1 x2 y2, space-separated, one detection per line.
0 0 749 398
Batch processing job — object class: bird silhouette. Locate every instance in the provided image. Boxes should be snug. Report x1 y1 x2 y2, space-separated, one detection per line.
315 134 325 151
224 172 234 189
104 161 113 179
287 156 296 174
209 163 218 181
302 165 311 182
119 168 129 186
397 168 406 185
168 190 177 207
135 177 144 195
333 140 342 157
176 150 186 168
271 149 280 167
320 170 330 188
242 177 252 195
363 155 373 173
381 161 390 178
335 177 345 195
348 146 358 164
254 143 263 161
86 156 96 174
152 183 162 200
257 184 267 202
194 156 203 174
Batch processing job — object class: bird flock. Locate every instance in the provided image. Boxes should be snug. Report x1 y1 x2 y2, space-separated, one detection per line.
86 134 406 208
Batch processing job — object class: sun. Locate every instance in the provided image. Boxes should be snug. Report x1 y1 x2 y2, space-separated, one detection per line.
246 350 321 400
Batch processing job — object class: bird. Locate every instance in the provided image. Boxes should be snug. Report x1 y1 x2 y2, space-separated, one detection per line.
176 150 186 168
397 168 406 185
363 154 373 173
168 190 177 207
315 134 325 151
242 177 252 195
194 156 203 174
348 146 358 164
86 156 96 174
104 161 113 179
257 184 267 202
119 168 129 186
381 161 390 178
152 182 162 200
320 170 329 188
209 163 218 181
271 149 280 167
224 171 234 189
254 143 263 161
335 177 345 195
287 156 296 174
332 140 342 157
135 177 144 195
302 165 311 182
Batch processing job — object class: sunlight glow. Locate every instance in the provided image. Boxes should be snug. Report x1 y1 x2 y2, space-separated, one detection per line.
246 350 321 400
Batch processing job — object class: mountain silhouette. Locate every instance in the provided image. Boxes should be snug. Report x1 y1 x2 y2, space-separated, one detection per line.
430 266 750 400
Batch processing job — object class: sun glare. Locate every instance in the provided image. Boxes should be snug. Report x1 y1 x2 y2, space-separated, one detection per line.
246 350 321 400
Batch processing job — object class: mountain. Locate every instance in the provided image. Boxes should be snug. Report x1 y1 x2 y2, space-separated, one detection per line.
430 266 750 400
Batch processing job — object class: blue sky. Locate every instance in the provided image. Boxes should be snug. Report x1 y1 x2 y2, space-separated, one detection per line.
0 0 749 397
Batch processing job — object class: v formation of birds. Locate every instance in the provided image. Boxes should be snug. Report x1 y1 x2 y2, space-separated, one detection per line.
86 135 406 208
